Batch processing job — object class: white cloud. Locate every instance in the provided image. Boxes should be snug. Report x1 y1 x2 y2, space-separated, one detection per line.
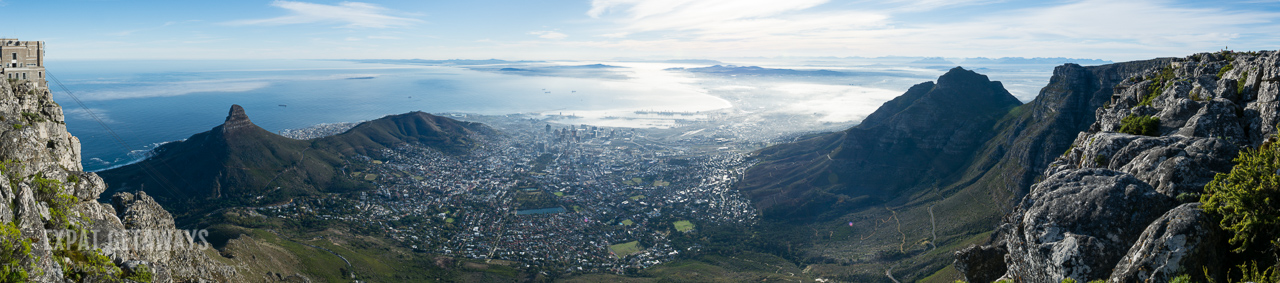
64 108 115 124
579 0 1280 60
600 32 630 38
530 31 569 39
227 1 421 28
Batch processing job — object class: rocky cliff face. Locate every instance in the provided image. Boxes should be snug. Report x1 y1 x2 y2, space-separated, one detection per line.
959 51 1280 282
0 79 237 282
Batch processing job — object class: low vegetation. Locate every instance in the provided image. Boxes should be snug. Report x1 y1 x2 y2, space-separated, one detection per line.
1138 66 1176 107
0 222 36 283
1119 114 1160 136
1217 63 1234 79
55 248 123 282
1201 137 1280 253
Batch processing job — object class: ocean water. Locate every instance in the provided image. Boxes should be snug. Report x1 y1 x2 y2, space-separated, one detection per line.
44 59 1068 172
47 59 733 171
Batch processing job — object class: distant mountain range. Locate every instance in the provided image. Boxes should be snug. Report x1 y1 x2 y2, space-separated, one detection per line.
350 59 543 65
97 105 492 221
910 57 1112 65
666 65 917 78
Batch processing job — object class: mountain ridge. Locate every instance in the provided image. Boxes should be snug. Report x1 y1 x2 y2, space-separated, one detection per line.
98 104 493 221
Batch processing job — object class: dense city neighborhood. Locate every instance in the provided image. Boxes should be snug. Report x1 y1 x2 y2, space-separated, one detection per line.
258 116 759 275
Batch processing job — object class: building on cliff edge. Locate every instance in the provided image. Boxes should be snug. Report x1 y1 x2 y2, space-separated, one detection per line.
0 38 46 88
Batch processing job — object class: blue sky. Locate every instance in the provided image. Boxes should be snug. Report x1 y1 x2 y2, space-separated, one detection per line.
2 0 1277 61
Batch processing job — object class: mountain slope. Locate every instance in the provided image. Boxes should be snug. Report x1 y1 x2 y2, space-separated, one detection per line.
98 105 491 220
314 111 494 156
737 67 1023 220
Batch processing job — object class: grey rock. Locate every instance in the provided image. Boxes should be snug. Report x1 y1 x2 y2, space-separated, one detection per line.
954 244 1007 283
1110 203 1224 283
112 191 177 230
1004 168 1175 282
1000 51 1280 279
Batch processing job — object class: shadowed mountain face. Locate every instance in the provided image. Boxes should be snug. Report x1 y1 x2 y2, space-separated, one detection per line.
98 105 491 220
737 67 1023 220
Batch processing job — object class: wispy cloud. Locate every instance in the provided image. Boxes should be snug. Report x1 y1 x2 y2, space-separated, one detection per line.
64 108 115 124
579 0 1280 60
226 1 421 28
530 31 569 39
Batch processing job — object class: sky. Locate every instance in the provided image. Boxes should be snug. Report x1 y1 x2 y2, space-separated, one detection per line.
1 0 1278 61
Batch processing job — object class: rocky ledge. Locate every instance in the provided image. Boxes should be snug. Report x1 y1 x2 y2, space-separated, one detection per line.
958 50 1280 282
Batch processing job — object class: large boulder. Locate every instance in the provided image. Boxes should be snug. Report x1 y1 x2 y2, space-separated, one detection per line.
1109 203 1224 283
1004 168 1175 282
954 243 1007 283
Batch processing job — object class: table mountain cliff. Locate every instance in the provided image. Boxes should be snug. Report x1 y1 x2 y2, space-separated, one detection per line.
957 50 1280 282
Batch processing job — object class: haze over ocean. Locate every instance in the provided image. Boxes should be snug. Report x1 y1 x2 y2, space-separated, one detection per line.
49 58 1062 171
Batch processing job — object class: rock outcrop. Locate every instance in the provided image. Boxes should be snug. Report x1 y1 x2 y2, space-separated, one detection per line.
1 78 238 282
1003 169 1174 282
959 51 1280 281
1109 203 1224 283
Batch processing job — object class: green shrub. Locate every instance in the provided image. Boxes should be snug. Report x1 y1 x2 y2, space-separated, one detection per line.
1119 115 1161 136
121 263 153 283
9 124 21 130
1176 192 1199 203
1237 72 1250 95
1061 278 1077 283
1217 63 1234 79
1171 274 1190 283
47 194 78 229
66 174 79 184
1136 66 1177 107
19 112 43 123
1226 261 1277 283
1202 137 1280 253
1093 154 1109 167
0 222 36 283
33 173 62 197
1140 82 1165 107
56 248 122 282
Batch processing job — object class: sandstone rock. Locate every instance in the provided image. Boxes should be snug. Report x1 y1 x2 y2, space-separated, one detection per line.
112 191 177 230
1109 203 1224 283
954 244 1007 283
1004 168 1175 282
